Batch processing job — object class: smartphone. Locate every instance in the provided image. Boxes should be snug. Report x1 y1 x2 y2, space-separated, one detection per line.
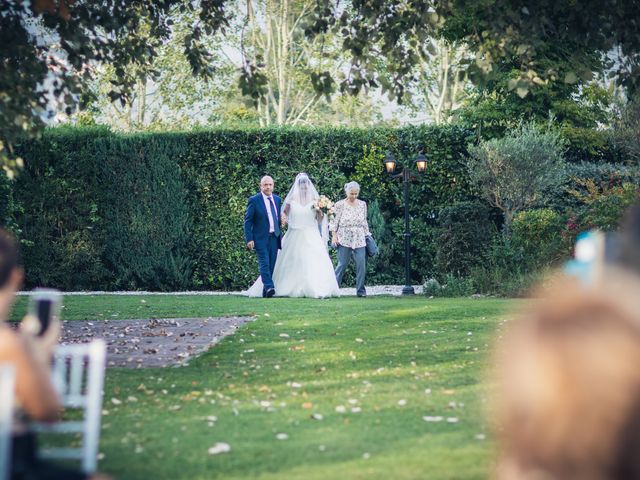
27 289 62 336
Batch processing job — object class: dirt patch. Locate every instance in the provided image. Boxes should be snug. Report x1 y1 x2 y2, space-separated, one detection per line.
59 317 255 368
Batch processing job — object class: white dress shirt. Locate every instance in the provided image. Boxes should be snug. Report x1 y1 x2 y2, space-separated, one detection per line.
261 192 278 233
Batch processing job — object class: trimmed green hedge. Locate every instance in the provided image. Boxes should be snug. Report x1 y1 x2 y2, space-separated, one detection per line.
9 125 476 290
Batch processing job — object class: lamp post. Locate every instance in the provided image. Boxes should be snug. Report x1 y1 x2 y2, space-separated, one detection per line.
384 151 427 295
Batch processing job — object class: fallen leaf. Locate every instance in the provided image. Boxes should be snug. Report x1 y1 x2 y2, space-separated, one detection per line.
276 433 288 440
208 442 231 455
423 416 444 422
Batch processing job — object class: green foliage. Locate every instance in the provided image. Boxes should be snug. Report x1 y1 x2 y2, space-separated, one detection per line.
611 96 640 164
366 199 385 241
466 122 567 231
469 236 541 297
434 201 493 277
8 123 635 295
428 274 476 297
511 209 567 268
1 1 228 172
301 0 640 106
561 126 614 163
422 278 441 297
7 125 471 290
440 274 476 297
568 179 640 231
456 52 613 142
97 135 193 290
352 145 391 204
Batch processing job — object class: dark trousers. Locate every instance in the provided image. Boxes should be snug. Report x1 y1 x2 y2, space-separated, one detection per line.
335 245 367 296
255 233 279 293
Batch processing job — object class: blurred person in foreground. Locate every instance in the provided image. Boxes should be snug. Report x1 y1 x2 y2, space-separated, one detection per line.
0 229 107 479
493 272 640 480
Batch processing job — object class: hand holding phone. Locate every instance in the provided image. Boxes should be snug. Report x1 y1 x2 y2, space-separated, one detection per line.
27 289 62 337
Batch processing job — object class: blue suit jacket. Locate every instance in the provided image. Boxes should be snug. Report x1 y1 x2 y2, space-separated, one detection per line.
244 193 282 248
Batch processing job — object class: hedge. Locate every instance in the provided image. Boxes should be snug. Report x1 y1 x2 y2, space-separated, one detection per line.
7 125 476 290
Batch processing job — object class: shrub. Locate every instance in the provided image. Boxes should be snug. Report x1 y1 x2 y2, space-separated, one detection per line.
423 278 441 297
434 201 494 277
466 122 566 232
568 179 640 231
511 208 567 268
440 274 475 297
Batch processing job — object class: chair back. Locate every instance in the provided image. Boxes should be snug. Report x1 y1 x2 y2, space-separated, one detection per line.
0 365 15 480
33 339 106 473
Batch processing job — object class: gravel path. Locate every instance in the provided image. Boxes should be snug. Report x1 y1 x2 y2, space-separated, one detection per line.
60 316 255 368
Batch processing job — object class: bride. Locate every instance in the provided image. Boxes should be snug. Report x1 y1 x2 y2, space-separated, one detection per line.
245 173 340 298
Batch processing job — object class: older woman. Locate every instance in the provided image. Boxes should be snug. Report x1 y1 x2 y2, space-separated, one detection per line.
330 181 371 297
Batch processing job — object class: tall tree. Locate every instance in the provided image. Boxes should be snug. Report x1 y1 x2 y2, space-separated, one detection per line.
78 17 233 130
295 0 640 103
240 0 344 126
403 39 471 124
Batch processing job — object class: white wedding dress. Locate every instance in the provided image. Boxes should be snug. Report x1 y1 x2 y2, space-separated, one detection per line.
245 200 340 298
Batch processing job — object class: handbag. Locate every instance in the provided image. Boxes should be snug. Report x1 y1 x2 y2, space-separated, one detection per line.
365 235 379 257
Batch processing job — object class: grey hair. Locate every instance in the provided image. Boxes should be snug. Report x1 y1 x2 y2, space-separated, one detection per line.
344 181 360 194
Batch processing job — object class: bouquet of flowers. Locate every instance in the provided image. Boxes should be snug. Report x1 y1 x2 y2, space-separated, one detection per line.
313 195 335 218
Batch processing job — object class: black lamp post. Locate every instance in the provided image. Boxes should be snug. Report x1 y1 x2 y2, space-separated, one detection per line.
384 151 428 295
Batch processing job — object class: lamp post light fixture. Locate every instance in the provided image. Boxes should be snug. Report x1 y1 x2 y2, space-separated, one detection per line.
384 151 428 295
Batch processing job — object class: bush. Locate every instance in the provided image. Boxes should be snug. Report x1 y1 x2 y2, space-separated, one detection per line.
468 235 538 297
423 278 441 297
434 201 494 277
466 122 566 232
440 274 475 297
422 275 475 298
511 208 567 268
568 179 640 232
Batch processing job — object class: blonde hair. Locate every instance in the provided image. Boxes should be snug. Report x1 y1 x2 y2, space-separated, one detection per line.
495 279 640 479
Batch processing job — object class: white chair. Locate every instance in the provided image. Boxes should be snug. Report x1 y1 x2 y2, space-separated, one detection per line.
32 339 106 474
0 365 15 480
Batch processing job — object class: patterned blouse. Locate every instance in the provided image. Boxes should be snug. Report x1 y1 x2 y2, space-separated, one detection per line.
330 199 370 249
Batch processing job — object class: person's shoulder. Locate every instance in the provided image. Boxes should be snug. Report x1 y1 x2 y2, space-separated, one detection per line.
249 193 261 202
0 325 24 359
274 194 282 202
335 199 345 206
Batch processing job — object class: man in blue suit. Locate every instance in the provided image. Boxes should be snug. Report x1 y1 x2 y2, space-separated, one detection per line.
244 175 282 298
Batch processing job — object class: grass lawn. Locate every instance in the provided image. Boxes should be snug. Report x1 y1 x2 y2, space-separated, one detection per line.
12 295 514 479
